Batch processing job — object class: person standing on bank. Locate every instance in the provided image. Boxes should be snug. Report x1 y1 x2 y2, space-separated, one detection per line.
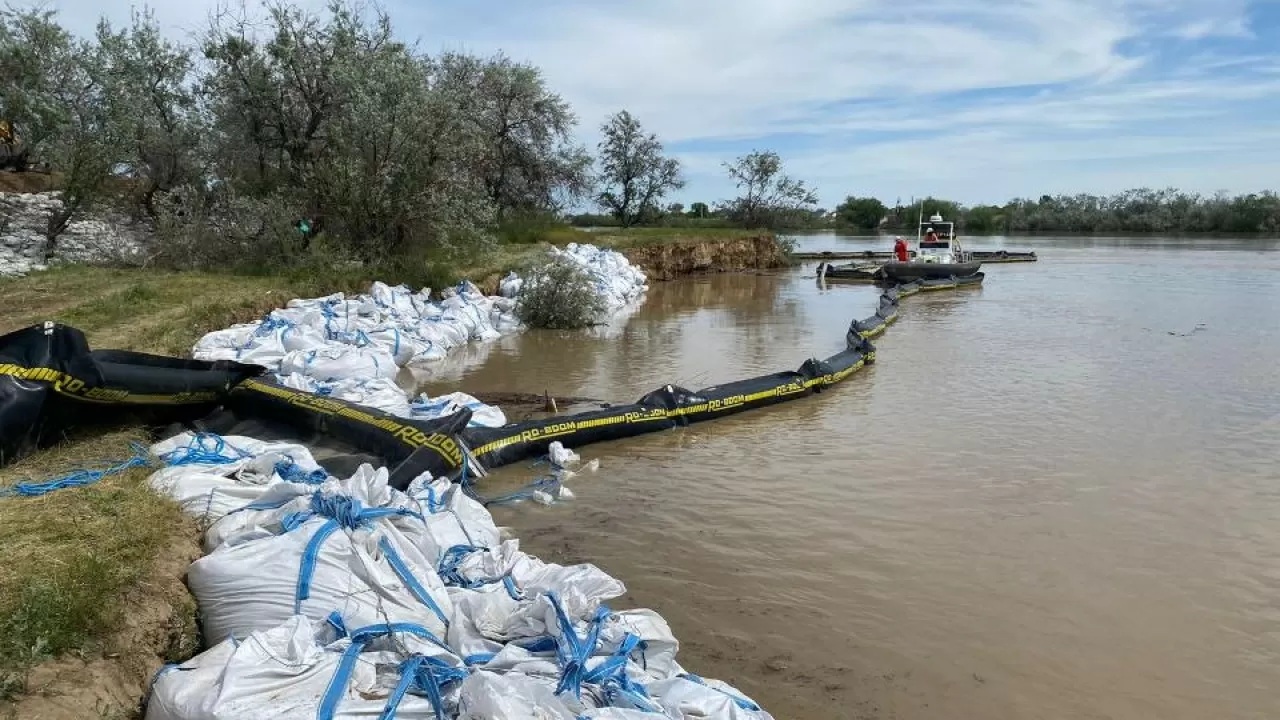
890 235 911 260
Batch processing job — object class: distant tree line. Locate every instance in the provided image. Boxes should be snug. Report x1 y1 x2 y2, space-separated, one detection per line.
835 190 1280 235
0 1 823 272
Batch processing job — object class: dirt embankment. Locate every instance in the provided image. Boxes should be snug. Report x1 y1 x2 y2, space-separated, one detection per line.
619 234 788 281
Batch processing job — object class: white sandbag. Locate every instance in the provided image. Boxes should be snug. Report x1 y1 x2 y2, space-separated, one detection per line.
146 445 325 525
499 271 524 298
146 615 464 720
151 433 325 479
411 391 506 428
598 609 680 683
189 323 259 362
455 670 582 720
646 676 775 720
188 469 452 642
324 377 415 417
279 344 398 383
548 441 580 468
437 542 626 647
362 327 421 365
402 480 502 564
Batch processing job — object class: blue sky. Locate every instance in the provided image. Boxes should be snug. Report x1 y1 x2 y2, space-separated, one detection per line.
48 0 1280 209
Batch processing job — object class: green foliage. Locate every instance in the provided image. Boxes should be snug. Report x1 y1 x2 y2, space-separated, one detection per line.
835 196 886 229
596 110 684 228
869 190 1280 234
515 256 606 329
688 201 710 218
719 150 818 230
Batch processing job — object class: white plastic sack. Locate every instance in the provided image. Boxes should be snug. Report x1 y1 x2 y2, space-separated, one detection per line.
646 676 775 720
149 435 327 523
498 271 524 299
188 467 452 643
146 615 463 720
411 391 506 428
279 344 398 383
455 671 581 720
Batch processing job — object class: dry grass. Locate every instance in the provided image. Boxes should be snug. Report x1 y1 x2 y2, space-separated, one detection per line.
0 429 191 702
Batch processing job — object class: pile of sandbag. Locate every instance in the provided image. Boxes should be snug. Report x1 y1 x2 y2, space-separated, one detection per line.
190 281 512 426
145 431 772 720
545 243 649 311
189 246 648 426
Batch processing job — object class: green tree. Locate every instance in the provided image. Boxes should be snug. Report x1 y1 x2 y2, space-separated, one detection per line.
720 150 817 229
441 52 592 217
95 9 204 216
835 196 886 229
688 201 709 218
0 7 118 255
595 110 683 228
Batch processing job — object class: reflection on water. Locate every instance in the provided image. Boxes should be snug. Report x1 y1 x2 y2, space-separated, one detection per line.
434 236 1280 720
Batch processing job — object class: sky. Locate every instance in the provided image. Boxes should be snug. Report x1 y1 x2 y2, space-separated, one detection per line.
46 0 1280 209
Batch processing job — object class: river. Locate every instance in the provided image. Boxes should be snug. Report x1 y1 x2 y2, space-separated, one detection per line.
421 233 1280 719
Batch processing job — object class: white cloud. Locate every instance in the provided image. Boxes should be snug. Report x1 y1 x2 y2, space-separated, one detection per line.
40 0 1277 205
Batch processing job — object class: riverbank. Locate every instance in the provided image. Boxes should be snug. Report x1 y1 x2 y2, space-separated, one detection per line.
0 229 786 719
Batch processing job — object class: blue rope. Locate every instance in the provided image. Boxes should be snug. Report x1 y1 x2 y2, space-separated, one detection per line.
158 433 250 466
0 443 151 498
273 458 328 485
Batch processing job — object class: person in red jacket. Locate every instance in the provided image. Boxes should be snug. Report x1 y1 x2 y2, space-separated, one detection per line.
893 236 909 262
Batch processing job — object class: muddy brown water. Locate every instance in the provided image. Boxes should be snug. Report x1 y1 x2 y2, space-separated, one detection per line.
416 235 1280 720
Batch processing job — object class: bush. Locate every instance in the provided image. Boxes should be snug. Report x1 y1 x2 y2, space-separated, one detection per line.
515 257 605 329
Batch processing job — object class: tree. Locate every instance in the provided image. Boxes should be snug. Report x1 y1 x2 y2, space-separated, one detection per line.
199 1 498 260
720 150 818 229
0 7 117 256
666 202 684 216
595 110 683 228
835 196 886 230
96 9 204 216
516 256 606 329
688 201 709 218
469 53 592 216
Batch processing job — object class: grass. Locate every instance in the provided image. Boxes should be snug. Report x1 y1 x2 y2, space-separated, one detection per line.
0 429 192 702
587 227 765 249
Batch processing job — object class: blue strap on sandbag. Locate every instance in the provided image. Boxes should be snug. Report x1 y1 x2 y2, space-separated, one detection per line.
378 655 469 720
379 536 450 628
319 621 460 720
582 632 659 711
286 491 425 613
0 443 151 498
548 591 611 700
436 545 524 600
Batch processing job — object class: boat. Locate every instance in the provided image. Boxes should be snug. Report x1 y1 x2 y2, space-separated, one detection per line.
970 250 1037 263
816 261 881 282
877 211 982 282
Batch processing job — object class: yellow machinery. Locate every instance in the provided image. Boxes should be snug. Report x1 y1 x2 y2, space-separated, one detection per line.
0 119 28 171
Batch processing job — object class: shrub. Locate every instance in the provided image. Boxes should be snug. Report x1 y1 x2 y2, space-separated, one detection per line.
515 257 605 329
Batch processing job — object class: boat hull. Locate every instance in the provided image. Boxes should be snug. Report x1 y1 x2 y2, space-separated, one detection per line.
818 262 879 282
879 260 983 281
971 250 1037 263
